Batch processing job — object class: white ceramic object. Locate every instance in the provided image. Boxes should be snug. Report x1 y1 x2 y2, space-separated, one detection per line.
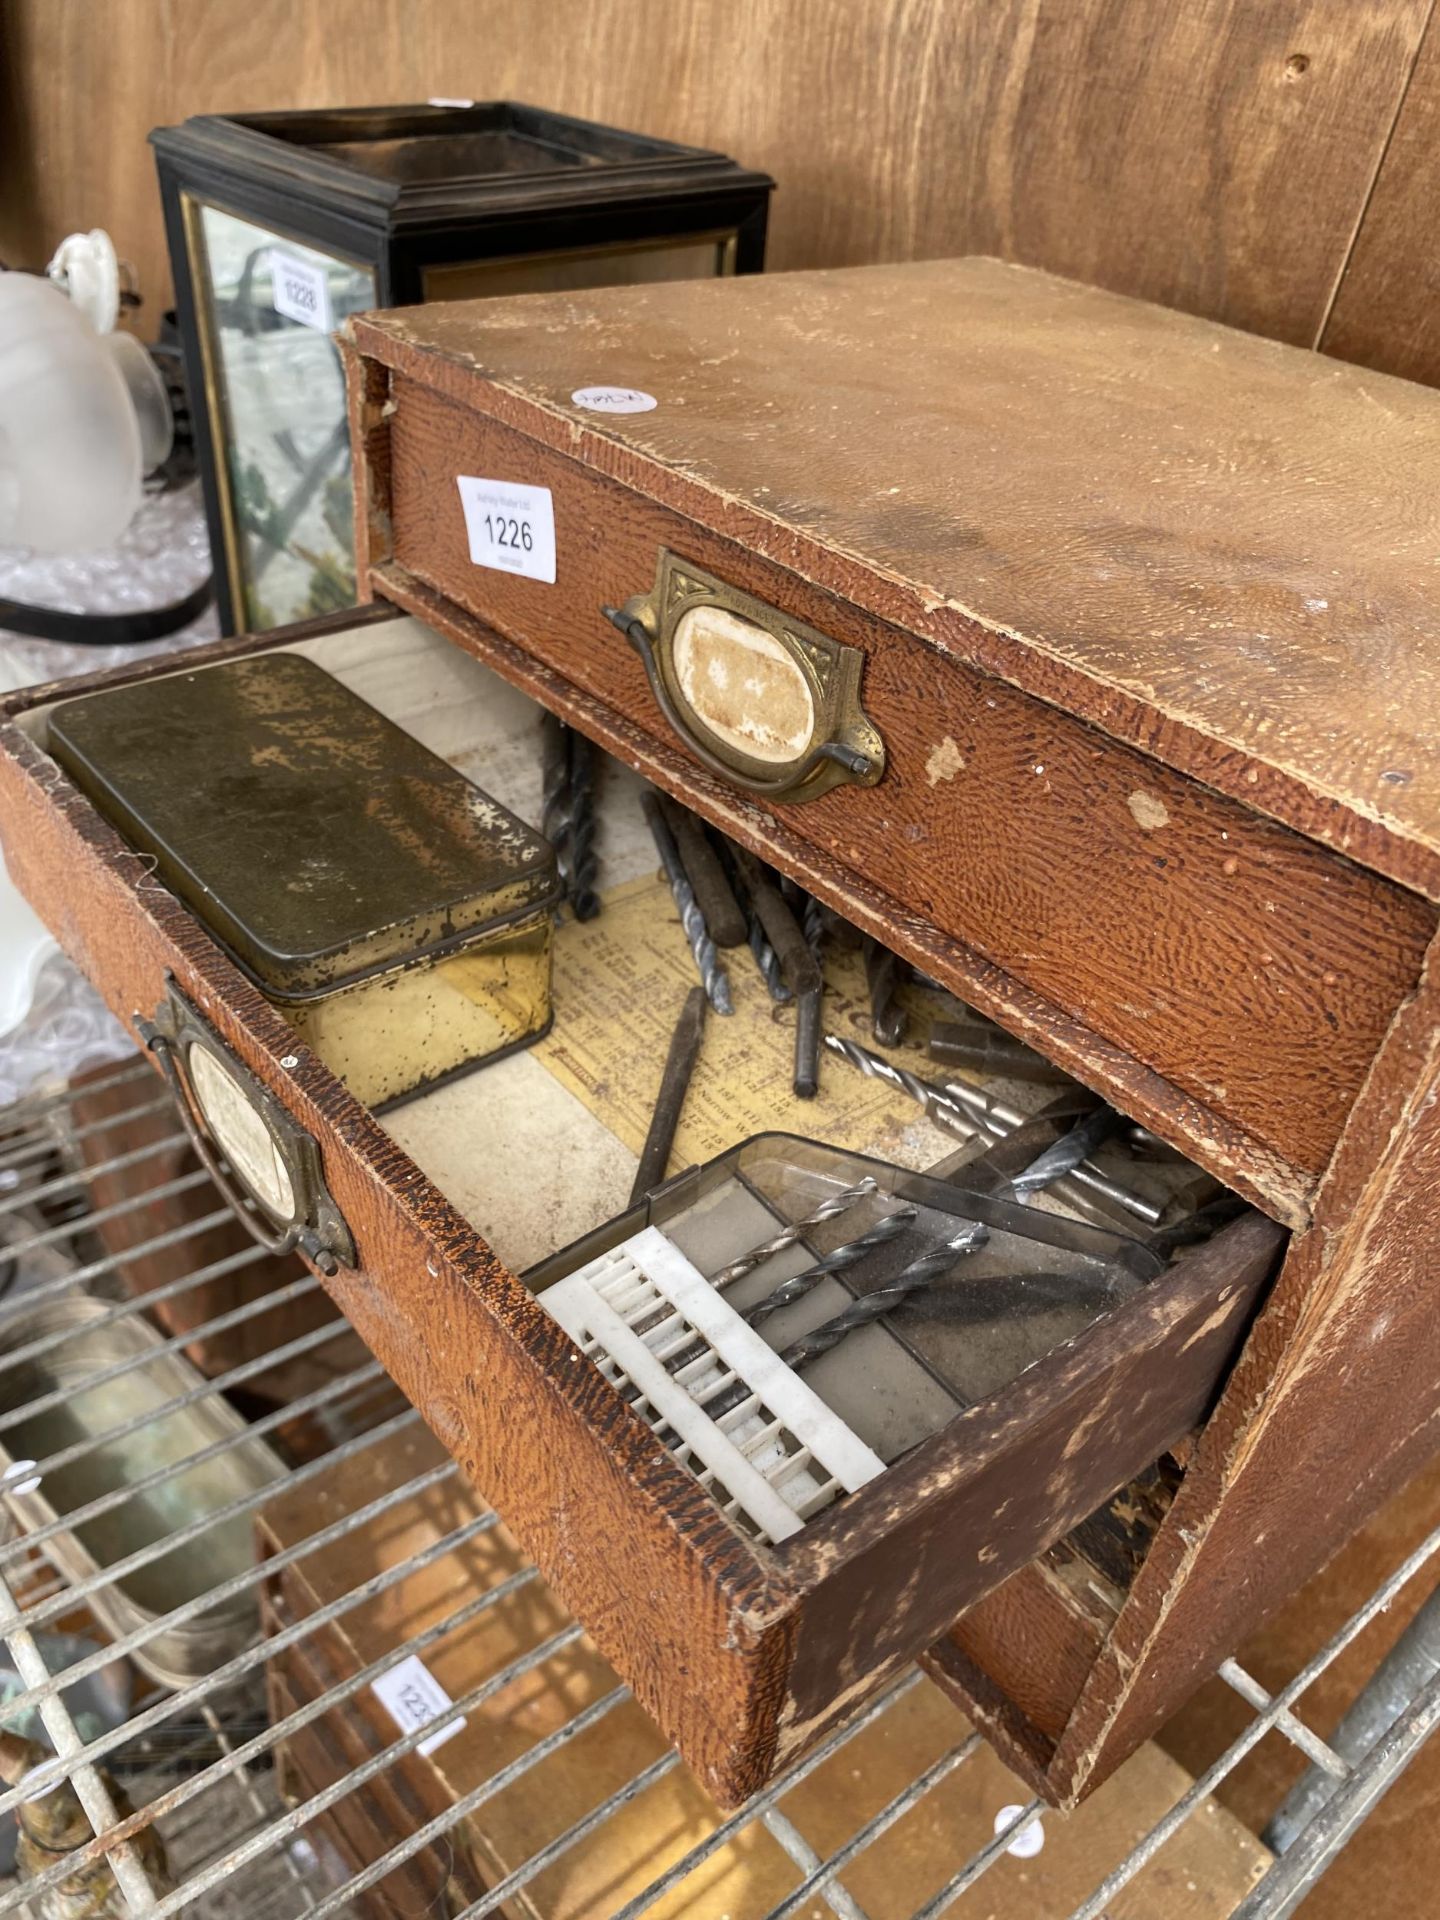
0 849 57 1042
0 271 143 552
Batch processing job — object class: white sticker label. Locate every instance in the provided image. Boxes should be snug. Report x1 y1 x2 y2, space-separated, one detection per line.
371 1654 465 1756
270 251 332 333
571 386 658 415
993 1804 1045 1858
455 476 556 583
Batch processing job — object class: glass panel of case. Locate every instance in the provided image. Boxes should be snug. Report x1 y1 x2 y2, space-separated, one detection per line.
189 202 377 631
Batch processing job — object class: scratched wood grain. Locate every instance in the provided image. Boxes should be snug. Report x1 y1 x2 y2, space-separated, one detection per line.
355 265 1440 899
1043 934 1440 1800
358 354 1437 1192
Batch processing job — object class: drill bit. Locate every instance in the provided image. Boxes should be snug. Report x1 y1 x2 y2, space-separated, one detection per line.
1011 1105 1124 1197
936 1069 1027 1134
729 848 821 996
773 1218 992 1364
743 1207 922 1327
747 916 794 1003
708 1177 879 1291
990 1097 1160 1221
635 1176 879 1355
642 789 733 1015
864 938 907 1048
540 711 573 892
825 1034 1162 1224
793 893 826 1100
713 833 795 1002
629 986 706 1205
822 1033 988 1144
666 803 747 947
695 1208 921 1417
566 730 601 921
793 986 823 1099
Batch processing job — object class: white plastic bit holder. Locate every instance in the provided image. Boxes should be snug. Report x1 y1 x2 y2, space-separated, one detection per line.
539 1225 885 1542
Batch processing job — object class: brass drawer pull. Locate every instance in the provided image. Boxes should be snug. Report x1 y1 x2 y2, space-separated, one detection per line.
137 979 355 1276
602 551 884 804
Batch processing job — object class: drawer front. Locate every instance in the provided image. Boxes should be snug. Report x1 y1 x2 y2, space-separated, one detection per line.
0 674 781 1807
383 379 1436 1186
0 629 1280 1808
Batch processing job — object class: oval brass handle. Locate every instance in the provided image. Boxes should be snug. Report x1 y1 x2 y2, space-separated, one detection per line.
137 980 355 1276
600 551 884 805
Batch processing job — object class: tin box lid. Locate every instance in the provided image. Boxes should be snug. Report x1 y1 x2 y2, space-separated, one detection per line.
46 652 560 996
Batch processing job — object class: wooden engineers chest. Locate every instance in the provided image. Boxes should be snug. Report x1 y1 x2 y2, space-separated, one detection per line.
2 257 1438 1813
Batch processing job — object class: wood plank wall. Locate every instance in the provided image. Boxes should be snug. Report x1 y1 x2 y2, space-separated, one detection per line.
2 0 1438 382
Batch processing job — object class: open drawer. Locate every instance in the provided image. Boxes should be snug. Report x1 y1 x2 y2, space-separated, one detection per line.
0 607 1284 1805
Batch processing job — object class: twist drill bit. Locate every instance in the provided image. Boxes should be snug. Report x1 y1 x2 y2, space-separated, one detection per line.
822 1034 988 1144
793 893 826 1100
864 938 907 1048
1011 1105 1124 1197
826 1034 1163 1224
540 712 574 892
713 834 795 1002
695 1208 921 1418
775 1218 992 1365
566 730 601 921
666 803 747 948
641 789 733 1016
743 1207 922 1327
729 848 821 996
747 916 794 1003
629 985 706 1206
708 1177 879 1291
986 1095 1160 1221
630 1175 882 1393
802 894 826 950
936 1070 1026 1134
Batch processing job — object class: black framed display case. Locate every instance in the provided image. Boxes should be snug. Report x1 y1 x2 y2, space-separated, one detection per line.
151 102 774 635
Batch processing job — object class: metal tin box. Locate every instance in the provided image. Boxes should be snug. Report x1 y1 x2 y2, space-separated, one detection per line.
46 652 560 1106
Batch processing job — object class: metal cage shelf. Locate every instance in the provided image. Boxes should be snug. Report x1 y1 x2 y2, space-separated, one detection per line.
0 1055 1433 1920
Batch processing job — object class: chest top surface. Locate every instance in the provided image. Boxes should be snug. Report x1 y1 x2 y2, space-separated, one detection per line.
353 257 1440 895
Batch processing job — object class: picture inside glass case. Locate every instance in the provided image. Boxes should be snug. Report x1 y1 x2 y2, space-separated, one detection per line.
191 204 376 630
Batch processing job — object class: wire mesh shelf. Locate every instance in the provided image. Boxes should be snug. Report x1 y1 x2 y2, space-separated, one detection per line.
0 1055 1433 1920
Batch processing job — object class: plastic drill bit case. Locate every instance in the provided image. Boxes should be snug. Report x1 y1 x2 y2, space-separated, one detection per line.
526 1134 1166 1539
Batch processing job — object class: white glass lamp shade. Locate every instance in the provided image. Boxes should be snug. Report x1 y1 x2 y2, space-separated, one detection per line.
0 272 144 552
